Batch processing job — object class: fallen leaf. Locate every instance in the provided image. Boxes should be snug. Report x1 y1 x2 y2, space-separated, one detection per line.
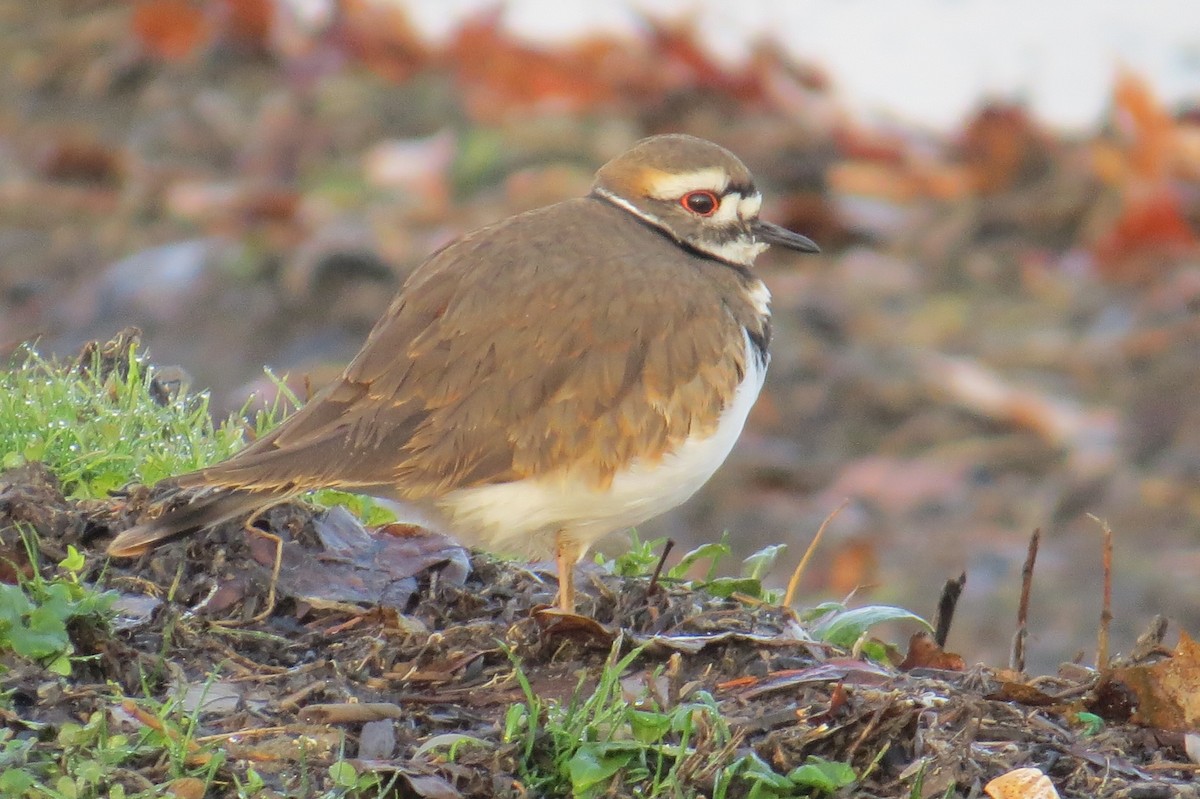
299 702 404 724
335 0 429 82
359 719 397 760
273 505 470 611
960 102 1051 194
899 631 965 672
132 0 211 61
447 10 622 122
719 659 894 699
109 593 163 632
532 607 618 646
635 618 818 656
1091 186 1197 277
984 681 1058 707
165 777 207 799
1103 631 1200 731
984 767 1060 799
221 728 342 763
1111 69 1176 183
395 772 461 799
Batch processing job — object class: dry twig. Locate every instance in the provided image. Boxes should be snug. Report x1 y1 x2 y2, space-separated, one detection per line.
783 499 848 607
1089 514 1114 669
934 572 966 648
1011 528 1040 673
647 538 675 597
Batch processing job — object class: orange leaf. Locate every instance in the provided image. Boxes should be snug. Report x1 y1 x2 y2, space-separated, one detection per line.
985 767 1060 799
1104 631 1200 731
132 0 211 61
645 19 763 102
1092 186 1198 277
336 0 430 84
899 631 965 672
215 0 274 52
447 10 621 122
1112 68 1176 182
960 102 1051 194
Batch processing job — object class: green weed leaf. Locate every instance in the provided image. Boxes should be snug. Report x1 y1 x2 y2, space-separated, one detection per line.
787 756 857 792
568 742 638 793
742 544 786 582
811 605 931 648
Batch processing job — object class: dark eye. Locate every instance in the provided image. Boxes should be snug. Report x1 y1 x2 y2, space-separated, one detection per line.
681 190 719 216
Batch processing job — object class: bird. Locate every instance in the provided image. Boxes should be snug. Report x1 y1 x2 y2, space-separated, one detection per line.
107 133 820 613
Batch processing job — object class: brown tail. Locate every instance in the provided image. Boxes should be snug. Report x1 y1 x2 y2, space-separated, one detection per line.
106 488 279 557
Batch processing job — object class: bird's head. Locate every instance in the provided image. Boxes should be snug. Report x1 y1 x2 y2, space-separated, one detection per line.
592 134 819 266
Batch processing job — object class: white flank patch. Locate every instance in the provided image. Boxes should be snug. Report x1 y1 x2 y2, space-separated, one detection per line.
644 167 729 200
747 279 771 316
438 332 768 559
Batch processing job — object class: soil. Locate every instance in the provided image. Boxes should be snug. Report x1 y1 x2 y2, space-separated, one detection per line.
2 459 1198 798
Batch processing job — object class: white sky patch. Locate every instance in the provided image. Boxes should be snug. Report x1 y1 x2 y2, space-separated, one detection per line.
388 0 1200 132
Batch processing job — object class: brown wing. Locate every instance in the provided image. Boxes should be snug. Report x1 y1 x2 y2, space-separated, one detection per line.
180 198 755 499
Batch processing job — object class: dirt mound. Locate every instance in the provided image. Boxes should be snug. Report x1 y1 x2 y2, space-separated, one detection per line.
2 463 1196 797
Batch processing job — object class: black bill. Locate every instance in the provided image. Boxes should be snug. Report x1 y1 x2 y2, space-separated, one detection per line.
753 219 820 253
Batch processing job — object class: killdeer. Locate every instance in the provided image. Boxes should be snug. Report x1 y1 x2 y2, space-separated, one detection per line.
107 134 819 612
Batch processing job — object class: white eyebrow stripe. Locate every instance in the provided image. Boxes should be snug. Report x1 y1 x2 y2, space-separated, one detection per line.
643 167 730 200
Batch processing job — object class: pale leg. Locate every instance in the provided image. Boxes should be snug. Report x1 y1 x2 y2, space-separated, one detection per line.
555 531 581 613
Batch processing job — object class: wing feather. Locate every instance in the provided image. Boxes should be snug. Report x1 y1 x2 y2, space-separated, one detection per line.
181 198 761 499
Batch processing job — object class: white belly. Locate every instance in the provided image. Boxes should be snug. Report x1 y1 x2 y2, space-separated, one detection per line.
436 333 767 558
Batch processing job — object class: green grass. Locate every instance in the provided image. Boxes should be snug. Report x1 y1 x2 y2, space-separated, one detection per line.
598 531 787 602
0 343 262 499
0 341 395 522
500 641 858 798
0 341 406 798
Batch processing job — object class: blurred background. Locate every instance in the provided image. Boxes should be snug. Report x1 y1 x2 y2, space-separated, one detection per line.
1 0 1198 672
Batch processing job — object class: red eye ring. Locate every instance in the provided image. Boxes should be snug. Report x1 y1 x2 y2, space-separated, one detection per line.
681 190 719 216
